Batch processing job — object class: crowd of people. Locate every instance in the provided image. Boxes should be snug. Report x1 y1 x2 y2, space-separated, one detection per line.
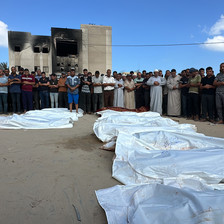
0 62 224 124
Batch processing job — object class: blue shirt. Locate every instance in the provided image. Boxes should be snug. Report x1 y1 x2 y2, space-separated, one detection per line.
0 75 8 93
8 74 21 93
65 76 80 94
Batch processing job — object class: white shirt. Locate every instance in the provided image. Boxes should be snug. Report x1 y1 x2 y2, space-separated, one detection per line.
103 76 115 91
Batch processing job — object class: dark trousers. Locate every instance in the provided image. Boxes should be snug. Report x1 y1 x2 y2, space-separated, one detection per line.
93 93 103 112
201 94 215 120
80 92 91 113
40 91 49 109
0 93 8 113
22 91 33 111
135 91 144 109
10 93 21 113
216 92 224 121
162 94 168 115
188 93 199 117
104 90 114 107
33 91 40 110
58 92 68 108
181 94 189 117
144 90 150 109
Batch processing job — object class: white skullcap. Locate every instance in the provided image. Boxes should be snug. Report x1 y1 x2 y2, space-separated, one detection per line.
122 74 126 77
154 69 159 72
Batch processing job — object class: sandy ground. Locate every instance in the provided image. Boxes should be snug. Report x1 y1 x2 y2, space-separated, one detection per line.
0 114 223 224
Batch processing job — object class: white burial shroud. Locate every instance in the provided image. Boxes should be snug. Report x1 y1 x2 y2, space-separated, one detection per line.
0 108 83 129
94 110 224 224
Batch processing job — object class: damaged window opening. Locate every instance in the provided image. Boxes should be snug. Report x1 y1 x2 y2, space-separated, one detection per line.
34 47 40 53
56 41 78 57
42 47 49 53
14 46 21 52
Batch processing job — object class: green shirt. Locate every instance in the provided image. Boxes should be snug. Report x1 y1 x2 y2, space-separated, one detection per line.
189 75 201 94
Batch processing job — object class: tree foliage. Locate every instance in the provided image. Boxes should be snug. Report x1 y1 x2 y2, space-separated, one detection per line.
0 62 8 70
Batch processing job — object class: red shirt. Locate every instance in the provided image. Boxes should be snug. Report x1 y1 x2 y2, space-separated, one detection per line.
21 75 35 92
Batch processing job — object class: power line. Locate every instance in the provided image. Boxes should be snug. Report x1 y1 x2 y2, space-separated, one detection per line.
83 41 224 47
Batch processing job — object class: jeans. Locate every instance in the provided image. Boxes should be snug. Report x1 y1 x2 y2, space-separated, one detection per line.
80 92 91 113
216 92 224 120
40 91 49 109
50 92 59 108
93 93 103 112
22 90 33 111
0 93 8 113
10 93 21 113
58 92 68 108
201 94 215 120
188 93 199 117
181 94 189 117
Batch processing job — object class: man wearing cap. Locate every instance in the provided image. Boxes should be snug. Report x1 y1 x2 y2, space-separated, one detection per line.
213 62 224 124
103 69 115 107
65 69 80 113
167 69 181 116
187 68 201 121
147 69 166 115
124 74 135 109
49 74 59 108
58 72 68 108
21 69 35 112
114 73 124 107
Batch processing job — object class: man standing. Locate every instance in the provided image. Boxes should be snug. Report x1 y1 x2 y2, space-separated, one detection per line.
143 73 150 110
167 69 181 116
58 72 68 108
134 72 144 109
162 70 170 115
200 67 215 122
39 72 50 109
21 69 35 113
80 69 92 114
8 66 21 113
92 71 103 112
0 69 8 114
179 70 189 117
103 69 115 107
213 62 224 124
49 74 59 108
31 71 39 110
187 68 201 121
147 69 166 115
65 69 80 113
114 73 124 107
124 74 135 109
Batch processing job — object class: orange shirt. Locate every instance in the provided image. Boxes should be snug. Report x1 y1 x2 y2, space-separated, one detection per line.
58 77 67 92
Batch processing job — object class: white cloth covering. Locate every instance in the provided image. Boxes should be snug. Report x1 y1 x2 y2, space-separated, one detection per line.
0 108 83 129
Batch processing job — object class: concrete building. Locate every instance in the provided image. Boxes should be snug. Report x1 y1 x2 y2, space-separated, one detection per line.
8 25 112 75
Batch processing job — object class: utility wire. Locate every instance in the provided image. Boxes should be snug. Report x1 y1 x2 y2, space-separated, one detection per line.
83 41 224 47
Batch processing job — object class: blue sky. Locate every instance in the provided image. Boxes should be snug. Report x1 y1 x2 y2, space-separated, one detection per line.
0 0 224 74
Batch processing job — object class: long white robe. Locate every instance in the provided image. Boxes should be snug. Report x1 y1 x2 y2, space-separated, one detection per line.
114 79 124 107
167 75 181 116
147 76 166 115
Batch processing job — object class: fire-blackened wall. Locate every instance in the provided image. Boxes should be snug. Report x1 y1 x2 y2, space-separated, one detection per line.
8 31 52 73
51 28 82 74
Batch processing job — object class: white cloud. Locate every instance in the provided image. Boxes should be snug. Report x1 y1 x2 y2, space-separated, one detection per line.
203 15 224 52
0 21 8 47
204 35 224 52
209 14 224 35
